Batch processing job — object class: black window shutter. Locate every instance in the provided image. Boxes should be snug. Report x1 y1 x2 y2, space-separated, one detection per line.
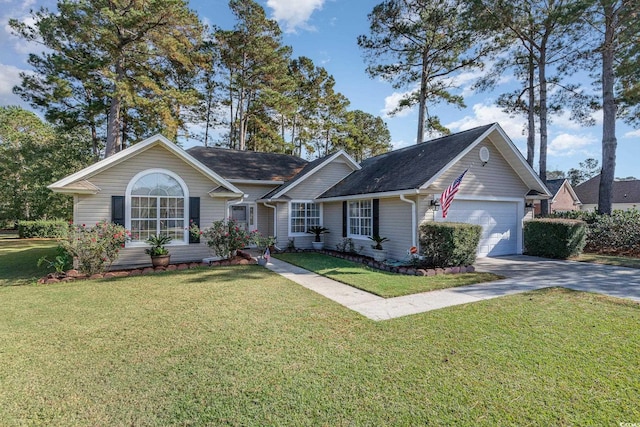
372 199 380 237
111 196 125 226
189 197 200 243
342 201 347 237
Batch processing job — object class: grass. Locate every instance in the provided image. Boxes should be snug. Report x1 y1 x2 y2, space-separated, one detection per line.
2 238 640 424
573 252 640 269
0 233 59 286
274 252 500 298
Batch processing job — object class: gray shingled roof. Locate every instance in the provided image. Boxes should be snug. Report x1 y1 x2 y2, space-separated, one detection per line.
318 124 495 198
260 154 335 200
545 178 566 197
187 146 307 181
574 175 640 204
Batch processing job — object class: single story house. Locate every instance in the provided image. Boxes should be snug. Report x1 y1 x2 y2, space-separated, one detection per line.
49 123 551 268
574 175 640 211
533 178 581 215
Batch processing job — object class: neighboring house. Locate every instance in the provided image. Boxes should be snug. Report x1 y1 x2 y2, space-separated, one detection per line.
533 178 581 215
49 123 550 268
574 175 640 211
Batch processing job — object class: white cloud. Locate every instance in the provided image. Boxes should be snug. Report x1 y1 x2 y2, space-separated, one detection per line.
548 133 597 157
266 0 325 33
381 90 415 118
391 139 410 150
446 103 527 141
551 110 602 130
624 129 640 138
0 63 27 95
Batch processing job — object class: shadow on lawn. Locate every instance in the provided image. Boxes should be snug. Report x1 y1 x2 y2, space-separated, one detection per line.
181 265 270 284
0 245 58 286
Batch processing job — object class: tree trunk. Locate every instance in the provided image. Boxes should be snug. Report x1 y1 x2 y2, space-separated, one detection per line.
416 48 428 144
538 48 549 215
527 44 536 167
598 0 618 215
105 57 125 158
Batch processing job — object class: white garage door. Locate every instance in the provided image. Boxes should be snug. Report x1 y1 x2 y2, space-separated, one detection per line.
435 200 519 257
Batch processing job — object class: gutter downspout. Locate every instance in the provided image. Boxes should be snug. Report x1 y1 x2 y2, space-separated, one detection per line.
400 194 417 248
262 201 277 238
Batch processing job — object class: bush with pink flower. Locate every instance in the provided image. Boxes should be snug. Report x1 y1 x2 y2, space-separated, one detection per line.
200 219 255 259
59 221 130 275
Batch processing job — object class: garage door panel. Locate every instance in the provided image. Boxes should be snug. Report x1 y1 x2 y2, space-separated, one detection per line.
435 200 518 257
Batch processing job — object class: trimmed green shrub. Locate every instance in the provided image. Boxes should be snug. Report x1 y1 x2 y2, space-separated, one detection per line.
549 209 640 255
419 222 482 267
524 219 586 259
18 219 69 238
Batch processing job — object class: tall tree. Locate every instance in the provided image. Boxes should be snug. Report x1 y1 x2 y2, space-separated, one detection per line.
0 106 93 221
581 0 640 214
11 0 208 158
339 110 392 162
358 0 490 143
472 0 588 214
216 0 292 151
567 157 599 185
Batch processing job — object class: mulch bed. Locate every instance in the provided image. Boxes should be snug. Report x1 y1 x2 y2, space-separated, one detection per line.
38 250 257 284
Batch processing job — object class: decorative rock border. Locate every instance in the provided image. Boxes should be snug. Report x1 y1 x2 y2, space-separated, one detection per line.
279 248 475 277
37 250 257 284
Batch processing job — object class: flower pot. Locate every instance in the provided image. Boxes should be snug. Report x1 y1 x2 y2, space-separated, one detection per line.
371 248 387 262
312 241 324 250
151 255 171 268
257 258 268 266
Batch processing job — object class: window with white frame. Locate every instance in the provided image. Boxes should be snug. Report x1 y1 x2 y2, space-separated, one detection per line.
290 202 320 234
348 200 372 237
128 171 187 243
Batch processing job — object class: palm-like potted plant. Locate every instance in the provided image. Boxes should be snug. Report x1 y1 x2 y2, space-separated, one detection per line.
145 234 172 267
307 226 329 250
368 235 389 262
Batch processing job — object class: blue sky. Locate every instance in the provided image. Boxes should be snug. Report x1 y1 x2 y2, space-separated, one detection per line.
1 0 639 178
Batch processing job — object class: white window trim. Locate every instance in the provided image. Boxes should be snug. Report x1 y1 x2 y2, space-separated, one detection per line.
288 200 323 237
125 168 190 247
347 199 373 239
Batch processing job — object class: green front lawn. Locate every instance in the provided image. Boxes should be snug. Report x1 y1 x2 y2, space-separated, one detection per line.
1 267 639 425
0 234 58 286
573 253 640 269
274 252 500 297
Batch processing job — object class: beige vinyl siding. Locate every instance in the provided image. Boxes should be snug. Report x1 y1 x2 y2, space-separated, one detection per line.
73 145 228 227
285 160 354 199
72 144 233 265
275 201 290 249
257 204 274 236
368 197 414 260
581 203 639 211
429 139 529 199
322 201 343 251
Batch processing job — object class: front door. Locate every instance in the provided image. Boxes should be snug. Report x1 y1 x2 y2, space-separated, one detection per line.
230 204 256 232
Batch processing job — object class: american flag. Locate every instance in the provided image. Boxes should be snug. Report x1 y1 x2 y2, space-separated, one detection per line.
440 169 468 218
263 247 270 262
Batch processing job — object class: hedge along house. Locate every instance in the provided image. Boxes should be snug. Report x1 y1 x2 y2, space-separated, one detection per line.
49 123 550 268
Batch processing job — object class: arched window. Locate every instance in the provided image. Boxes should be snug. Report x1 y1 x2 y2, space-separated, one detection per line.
126 170 188 243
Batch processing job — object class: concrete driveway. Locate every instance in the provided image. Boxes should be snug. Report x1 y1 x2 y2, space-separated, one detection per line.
474 255 640 303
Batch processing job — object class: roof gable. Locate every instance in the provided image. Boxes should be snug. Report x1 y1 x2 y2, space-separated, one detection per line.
318 123 550 199
49 134 242 195
546 178 580 204
261 150 360 200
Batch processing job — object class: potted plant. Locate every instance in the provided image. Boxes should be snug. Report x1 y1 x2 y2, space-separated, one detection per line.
145 234 172 267
368 235 389 262
307 226 329 250
253 233 277 266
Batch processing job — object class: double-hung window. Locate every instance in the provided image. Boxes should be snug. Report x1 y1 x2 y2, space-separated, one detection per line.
348 200 372 237
290 201 320 235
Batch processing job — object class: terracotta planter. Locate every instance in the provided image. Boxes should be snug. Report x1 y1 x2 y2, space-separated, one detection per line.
151 255 171 268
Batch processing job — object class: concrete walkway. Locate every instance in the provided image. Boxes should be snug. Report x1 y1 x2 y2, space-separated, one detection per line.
266 256 640 321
